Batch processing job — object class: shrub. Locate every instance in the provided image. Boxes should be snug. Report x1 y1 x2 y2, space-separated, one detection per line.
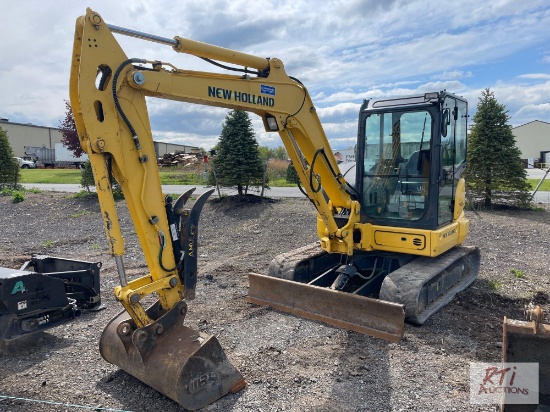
12 191 25 203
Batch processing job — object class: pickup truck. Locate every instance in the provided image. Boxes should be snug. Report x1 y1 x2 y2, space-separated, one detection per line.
14 157 37 169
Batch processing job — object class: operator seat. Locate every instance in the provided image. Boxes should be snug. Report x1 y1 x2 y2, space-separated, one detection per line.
399 149 430 194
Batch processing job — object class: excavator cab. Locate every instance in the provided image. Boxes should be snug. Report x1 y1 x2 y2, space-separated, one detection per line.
357 92 468 229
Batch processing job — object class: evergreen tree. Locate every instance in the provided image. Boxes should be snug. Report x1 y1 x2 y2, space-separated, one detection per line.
59 100 85 157
286 163 298 184
80 160 95 192
211 110 264 195
465 89 530 208
0 127 20 188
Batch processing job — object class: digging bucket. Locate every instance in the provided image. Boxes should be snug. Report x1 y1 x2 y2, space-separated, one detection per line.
248 273 405 342
502 312 550 411
99 300 245 410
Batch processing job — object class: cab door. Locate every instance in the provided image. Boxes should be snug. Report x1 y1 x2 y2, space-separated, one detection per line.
438 96 467 226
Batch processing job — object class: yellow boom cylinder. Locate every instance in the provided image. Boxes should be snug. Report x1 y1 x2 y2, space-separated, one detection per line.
173 36 269 71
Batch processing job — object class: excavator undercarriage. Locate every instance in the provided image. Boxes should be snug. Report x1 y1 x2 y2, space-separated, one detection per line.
249 243 480 341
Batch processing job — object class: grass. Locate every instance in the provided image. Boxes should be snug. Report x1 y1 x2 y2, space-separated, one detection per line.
11 191 25 203
159 171 207 185
19 168 298 187
18 169 549 190
269 178 298 187
510 268 526 279
19 168 210 185
40 239 54 248
488 279 501 290
19 168 82 184
527 178 550 191
71 210 89 218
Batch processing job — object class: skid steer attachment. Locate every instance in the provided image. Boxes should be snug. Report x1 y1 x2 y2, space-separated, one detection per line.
0 256 102 342
502 306 550 410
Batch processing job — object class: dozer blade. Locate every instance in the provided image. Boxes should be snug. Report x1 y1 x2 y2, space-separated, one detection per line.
502 309 550 410
99 300 245 411
248 273 405 342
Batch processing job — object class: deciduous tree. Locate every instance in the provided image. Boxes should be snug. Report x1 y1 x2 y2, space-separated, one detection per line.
258 145 288 162
59 100 85 157
465 89 530 208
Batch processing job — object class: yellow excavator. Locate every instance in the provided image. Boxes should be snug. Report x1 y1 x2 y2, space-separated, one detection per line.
70 8 480 410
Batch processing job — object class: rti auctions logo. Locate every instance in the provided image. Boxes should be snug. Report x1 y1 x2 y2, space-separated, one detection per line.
470 362 539 405
479 365 526 395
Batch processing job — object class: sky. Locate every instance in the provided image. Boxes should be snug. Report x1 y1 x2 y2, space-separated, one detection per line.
1 1 549 150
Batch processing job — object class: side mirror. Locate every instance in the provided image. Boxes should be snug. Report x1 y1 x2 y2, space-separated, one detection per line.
441 108 450 137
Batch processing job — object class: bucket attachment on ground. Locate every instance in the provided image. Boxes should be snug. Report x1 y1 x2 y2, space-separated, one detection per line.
0 255 102 342
99 300 245 411
248 273 405 342
502 306 550 410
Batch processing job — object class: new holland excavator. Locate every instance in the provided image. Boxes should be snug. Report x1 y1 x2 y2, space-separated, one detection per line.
70 8 480 410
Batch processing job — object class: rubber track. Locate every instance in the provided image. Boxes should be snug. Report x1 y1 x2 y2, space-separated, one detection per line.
268 243 480 326
267 242 326 280
379 246 480 325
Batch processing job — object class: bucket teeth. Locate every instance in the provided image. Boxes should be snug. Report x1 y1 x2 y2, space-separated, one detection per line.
100 300 245 410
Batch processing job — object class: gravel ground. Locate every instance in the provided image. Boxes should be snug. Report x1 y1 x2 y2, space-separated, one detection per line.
0 192 549 411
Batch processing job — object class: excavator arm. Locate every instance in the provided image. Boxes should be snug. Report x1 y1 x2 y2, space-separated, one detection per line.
69 8 359 410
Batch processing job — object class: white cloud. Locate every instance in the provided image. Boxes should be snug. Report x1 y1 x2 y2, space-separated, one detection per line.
517 73 550 80
461 80 550 126
513 103 550 123
438 71 473 80
1 1 550 149
316 103 362 119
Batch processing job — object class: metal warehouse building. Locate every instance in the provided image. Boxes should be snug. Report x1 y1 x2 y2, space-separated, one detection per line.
512 120 550 168
0 118 199 159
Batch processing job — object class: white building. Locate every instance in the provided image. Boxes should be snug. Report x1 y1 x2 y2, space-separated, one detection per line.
512 120 550 167
0 118 198 159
